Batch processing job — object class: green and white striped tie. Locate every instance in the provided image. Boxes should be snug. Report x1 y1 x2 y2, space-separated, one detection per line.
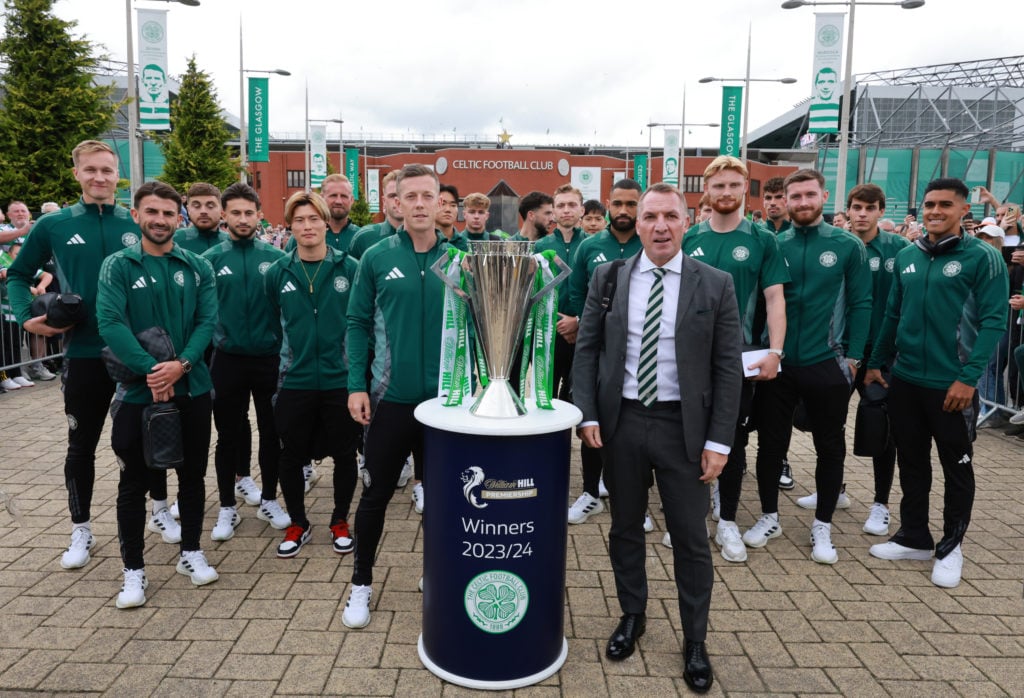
637 267 666 407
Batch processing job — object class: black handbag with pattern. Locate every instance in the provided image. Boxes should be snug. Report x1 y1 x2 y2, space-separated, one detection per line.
142 400 184 470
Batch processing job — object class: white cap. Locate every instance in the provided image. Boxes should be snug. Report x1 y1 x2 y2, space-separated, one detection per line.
977 224 1005 238
981 216 998 226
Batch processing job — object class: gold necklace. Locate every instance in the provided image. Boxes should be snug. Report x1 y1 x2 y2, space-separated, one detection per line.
299 257 326 293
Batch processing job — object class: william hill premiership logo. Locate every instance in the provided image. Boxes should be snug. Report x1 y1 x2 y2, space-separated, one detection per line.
461 466 537 508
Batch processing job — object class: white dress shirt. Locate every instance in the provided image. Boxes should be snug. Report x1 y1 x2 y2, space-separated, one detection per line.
623 251 682 401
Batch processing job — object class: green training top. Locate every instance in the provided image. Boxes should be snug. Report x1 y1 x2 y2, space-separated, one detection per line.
264 247 357 391
683 219 791 345
96 243 216 403
869 234 1009 389
534 227 584 316
201 236 285 356
861 230 911 345
173 225 229 254
347 229 449 404
568 229 643 317
777 222 872 365
348 219 399 260
7 199 141 358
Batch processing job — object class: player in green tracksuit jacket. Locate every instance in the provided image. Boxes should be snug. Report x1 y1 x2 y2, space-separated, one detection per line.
201 182 289 541
96 180 219 607
568 228 644 317
173 225 228 254
865 178 1009 588
747 169 872 565
6 140 142 569
285 173 361 254
343 165 450 630
348 218 399 260
175 182 229 255
264 191 361 560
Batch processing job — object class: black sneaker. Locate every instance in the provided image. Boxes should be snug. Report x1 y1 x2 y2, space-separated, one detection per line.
778 461 795 490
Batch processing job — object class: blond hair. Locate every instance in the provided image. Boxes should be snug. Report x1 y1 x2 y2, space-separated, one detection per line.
284 191 330 225
463 192 490 210
703 155 748 181
72 140 116 167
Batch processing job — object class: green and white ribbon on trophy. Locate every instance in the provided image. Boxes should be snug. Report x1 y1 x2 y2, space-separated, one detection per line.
437 248 472 407
519 250 558 409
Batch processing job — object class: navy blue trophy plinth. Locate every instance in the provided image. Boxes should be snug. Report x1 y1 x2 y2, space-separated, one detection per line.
415 398 581 690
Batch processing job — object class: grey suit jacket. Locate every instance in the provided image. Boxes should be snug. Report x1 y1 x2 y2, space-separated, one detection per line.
572 252 743 463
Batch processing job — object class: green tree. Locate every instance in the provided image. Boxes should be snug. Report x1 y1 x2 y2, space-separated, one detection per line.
158 55 236 191
349 181 372 227
0 0 117 207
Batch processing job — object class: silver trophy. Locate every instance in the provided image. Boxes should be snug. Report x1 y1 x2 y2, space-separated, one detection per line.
433 240 570 418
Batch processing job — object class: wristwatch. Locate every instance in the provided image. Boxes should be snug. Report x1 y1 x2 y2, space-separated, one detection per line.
767 348 785 359
179 357 193 374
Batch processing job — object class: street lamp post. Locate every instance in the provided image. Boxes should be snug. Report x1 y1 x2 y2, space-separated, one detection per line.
238 20 290 184
698 74 797 164
781 0 925 209
124 0 200 197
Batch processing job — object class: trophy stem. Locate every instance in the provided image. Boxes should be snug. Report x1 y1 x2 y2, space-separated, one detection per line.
470 379 528 418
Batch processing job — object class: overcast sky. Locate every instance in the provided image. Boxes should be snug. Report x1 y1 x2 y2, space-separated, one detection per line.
34 0 1023 150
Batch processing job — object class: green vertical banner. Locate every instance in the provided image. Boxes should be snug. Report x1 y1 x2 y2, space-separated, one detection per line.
248 77 269 162
345 148 360 200
720 86 743 157
634 154 648 190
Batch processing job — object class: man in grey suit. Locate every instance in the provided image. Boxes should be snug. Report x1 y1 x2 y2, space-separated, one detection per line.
573 183 742 693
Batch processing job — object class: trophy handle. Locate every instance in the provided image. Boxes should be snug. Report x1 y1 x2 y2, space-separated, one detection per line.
528 254 572 306
430 254 470 302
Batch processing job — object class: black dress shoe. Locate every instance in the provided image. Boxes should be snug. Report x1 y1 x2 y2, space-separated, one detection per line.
683 640 714 693
605 613 645 661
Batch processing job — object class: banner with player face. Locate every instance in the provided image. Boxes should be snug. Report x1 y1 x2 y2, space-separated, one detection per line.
808 13 845 134
137 9 170 130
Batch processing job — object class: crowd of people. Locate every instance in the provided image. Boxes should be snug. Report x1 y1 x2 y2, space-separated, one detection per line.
1 138 1016 693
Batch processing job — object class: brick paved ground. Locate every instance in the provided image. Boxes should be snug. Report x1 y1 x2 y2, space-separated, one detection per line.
0 379 1021 696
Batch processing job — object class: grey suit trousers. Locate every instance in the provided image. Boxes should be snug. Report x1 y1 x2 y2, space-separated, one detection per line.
602 399 713 642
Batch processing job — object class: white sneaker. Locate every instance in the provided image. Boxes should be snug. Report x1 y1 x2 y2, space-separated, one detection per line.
342 584 372 628
567 492 604 524
12 376 34 387
742 513 782 548
412 483 425 514
643 512 654 532
796 490 851 510
60 527 93 569
303 463 319 493
234 477 262 506
170 500 180 519
1 378 21 390
863 503 890 536
711 480 721 522
396 457 413 488
1010 409 1024 425
176 550 219 586
115 568 148 609
28 363 56 381
256 499 292 530
661 532 673 549
810 522 838 564
869 541 933 561
931 545 963 588
598 478 609 498
148 507 182 544
211 507 241 541
715 521 748 562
